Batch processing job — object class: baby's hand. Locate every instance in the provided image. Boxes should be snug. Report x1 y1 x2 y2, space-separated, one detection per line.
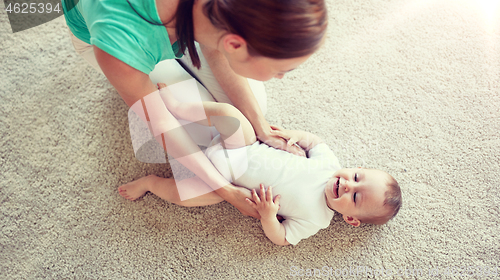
246 184 281 221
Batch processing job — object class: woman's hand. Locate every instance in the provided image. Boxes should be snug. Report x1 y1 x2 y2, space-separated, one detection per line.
257 125 306 157
268 125 302 147
269 125 324 152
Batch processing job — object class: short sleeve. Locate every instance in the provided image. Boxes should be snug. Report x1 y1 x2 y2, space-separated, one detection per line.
282 219 322 246
77 0 179 74
90 25 156 74
308 143 334 159
307 143 341 170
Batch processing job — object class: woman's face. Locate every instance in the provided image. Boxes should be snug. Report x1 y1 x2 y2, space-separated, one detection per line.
215 34 317 81
226 53 313 81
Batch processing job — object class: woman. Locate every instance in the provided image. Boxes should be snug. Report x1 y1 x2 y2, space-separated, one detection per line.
62 0 328 218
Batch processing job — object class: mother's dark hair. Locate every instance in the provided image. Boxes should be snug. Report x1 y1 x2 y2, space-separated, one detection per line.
128 0 327 68
174 0 327 68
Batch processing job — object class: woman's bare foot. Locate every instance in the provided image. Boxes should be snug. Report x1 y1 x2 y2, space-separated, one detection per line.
157 82 167 89
118 175 158 201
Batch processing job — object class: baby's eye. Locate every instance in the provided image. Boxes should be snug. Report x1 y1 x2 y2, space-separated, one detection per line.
354 173 358 182
353 192 357 203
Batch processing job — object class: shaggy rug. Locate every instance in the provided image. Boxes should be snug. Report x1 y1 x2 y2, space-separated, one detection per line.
1 0 499 278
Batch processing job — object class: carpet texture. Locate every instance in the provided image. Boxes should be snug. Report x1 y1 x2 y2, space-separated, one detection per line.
1 0 499 278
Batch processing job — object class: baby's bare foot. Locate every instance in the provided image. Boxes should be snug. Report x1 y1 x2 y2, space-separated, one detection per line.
118 175 157 201
157 82 167 90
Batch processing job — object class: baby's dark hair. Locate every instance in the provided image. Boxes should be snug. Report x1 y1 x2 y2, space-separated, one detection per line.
360 172 402 225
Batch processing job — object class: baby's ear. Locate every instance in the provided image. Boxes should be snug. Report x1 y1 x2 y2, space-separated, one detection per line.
343 215 361 227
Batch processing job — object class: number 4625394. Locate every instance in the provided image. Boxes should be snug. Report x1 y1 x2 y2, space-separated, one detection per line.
5 2 61 14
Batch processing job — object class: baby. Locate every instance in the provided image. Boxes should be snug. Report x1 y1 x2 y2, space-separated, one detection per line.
119 82 402 246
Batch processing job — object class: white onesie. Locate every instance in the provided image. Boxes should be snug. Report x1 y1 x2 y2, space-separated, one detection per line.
205 136 341 245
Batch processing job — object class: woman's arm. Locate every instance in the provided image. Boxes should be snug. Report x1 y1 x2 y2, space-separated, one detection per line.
269 126 324 152
200 46 305 157
94 46 260 218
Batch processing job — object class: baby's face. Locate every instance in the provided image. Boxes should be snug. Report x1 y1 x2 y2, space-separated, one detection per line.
325 168 390 226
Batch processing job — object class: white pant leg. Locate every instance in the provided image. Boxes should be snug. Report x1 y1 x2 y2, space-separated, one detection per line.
149 61 219 147
68 30 217 147
178 43 268 115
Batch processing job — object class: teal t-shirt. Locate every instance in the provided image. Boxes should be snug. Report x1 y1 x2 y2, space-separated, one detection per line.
62 0 182 74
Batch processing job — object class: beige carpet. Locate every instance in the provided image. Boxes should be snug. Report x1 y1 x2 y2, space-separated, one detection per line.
1 0 499 278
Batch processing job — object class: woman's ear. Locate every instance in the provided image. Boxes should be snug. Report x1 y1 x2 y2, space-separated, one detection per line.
221 34 245 52
343 215 361 227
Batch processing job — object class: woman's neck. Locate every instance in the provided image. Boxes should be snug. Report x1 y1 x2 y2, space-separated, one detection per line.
192 0 224 50
156 0 222 49
156 0 178 43
156 0 178 26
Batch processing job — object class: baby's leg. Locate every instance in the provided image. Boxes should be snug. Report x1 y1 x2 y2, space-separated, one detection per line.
118 175 224 206
157 83 257 149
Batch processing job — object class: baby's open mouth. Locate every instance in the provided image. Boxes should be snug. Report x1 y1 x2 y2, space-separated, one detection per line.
334 177 340 198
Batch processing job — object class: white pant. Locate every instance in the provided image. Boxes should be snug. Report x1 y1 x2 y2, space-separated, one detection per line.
68 31 267 148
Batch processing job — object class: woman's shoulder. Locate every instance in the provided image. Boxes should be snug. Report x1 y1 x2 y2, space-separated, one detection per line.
85 0 176 73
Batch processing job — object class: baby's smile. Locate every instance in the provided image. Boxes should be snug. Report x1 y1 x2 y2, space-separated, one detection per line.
326 168 401 226
333 177 340 199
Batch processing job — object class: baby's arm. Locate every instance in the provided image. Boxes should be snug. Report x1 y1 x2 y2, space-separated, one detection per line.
246 185 290 246
269 126 323 152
